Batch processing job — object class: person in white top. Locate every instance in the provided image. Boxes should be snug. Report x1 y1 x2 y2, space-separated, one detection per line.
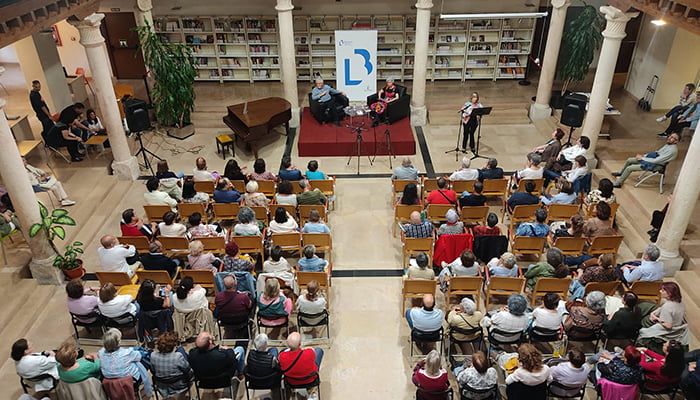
193 157 215 181
552 136 590 171
531 293 563 331
12 338 60 395
296 279 327 325
172 276 209 313
505 344 551 391
449 157 479 181
98 282 139 317
561 155 589 183
22 157 75 206
158 211 187 237
514 153 544 184
144 177 177 211
548 349 590 396
97 235 140 277
84 109 106 134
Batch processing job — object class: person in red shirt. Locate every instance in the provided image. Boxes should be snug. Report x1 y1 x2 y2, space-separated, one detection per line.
412 349 449 399
638 340 684 391
120 208 157 239
473 213 502 236
424 178 457 207
278 332 323 387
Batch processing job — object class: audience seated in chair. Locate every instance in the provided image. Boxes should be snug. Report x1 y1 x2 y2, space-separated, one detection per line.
531 128 564 167
222 159 248 183
459 181 487 207
563 291 606 339
514 153 544 185
482 294 529 342
98 235 141 277
402 211 434 239
249 158 277 181
246 333 282 398
391 157 419 180
257 278 292 327
172 277 208 314
45 111 84 162
486 252 520 279
302 209 330 234
221 241 254 273
437 209 464 237
473 213 501 237
548 136 590 173
406 294 444 332
99 328 153 397
23 157 76 206
244 181 270 209
120 208 156 239
268 207 299 234
548 349 589 397
297 179 327 206
140 241 179 277
638 340 684 391
412 349 450 400
590 345 644 386
506 180 539 214
531 293 564 332
65 278 100 323
98 282 139 319
159 211 187 237
637 282 688 353
150 331 193 399
215 274 253 328
582 202 615 239
213 179 242 204
144 177 177 212
515 208 549 238
188 331 245 395
407 252 435 280
568 253 617 300
278 155 304 182
279 332 324 388
298 244 328 272
452 350 497 396
446 298 484 346
439 249 479 290
602 292 642 340
449 157 479 182
305 160 326 180
583 178 616 208
551 214 585 241
187 240 221 274
156 159 183 201
188 212 224 238
297 279 327 325
540 180 577 206
618 244 664 285
612 132 679 188
234 207 262 236
524 247 568 290
11 338 60 397
193 157 215 182
182 180 211 206
505 344 550 394
478 158 504 181
55 341 101 384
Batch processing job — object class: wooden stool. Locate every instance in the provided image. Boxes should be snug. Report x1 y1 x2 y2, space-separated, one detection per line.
216 134 234 158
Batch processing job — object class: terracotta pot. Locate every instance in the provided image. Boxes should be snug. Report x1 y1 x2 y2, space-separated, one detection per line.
63 260 85 280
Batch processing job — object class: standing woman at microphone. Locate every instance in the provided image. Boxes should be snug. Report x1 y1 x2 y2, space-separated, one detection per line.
461 92 483 154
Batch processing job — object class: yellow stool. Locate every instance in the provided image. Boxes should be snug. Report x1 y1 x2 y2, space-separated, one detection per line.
216 134 235 159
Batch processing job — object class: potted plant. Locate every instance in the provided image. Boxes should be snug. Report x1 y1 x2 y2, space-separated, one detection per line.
553 4 603 108
28 203 85 279
134 21 197 139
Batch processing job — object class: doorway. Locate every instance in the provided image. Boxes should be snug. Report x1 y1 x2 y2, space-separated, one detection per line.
101 12 146 79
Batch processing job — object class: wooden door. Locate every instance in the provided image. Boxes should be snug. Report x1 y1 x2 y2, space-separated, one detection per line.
102 12 146 79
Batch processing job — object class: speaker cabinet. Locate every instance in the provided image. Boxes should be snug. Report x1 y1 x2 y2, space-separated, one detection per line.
124 98 150 132
560 93 587 128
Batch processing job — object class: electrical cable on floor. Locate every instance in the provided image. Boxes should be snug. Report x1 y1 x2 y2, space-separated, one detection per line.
143 127 205 156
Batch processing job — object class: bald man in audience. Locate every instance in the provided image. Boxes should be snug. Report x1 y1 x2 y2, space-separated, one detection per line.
278 332 324 387
188 332 246 395
402 211 434 239
392 157 419 180
405 294 444 332
97 235 141 277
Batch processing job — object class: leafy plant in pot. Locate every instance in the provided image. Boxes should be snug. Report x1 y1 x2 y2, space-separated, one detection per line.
28 203 85 279
134 20 197 140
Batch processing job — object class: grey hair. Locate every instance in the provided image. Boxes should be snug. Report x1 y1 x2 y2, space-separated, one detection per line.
253 333 269 351
507 294 528 315
445 208 459 223
528 153 542 166
401 157 412 168
246 180 258 193
223 274 237 290
298 179 308 189
314 78 324 84
238 207 255 224
424 349 441 376
645 244 660 261
487 158 498 169
460 297 476 315
102 328 122 353
586 291 606 313
461 157 471 169
501 252 517 269
546 247 563 267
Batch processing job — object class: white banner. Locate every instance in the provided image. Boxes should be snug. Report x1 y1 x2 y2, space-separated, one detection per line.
335 30 377 101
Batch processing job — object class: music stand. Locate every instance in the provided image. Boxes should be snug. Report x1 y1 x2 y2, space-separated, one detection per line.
372 128 396 168
470 106 492 160
445 114 466 162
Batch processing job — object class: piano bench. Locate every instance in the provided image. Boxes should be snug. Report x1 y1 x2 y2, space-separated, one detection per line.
216 134 235 159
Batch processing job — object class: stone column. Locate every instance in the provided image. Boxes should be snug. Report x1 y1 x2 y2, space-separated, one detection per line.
410 0 433 126
529 0 571 121
276 0 300 128
134 0 154 29
69 14 139 181
580 6 638 155
656 128 700 276
0 99 61 284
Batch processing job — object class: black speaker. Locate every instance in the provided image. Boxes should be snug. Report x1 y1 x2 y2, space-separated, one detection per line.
124 98 150 132
560 93 587 128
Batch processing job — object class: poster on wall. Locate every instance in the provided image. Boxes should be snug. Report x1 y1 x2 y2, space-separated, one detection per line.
50 25 62 46
335 30 377 101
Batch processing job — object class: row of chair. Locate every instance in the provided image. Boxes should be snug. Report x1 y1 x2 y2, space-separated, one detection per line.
144 202 329 226
194 177 336 198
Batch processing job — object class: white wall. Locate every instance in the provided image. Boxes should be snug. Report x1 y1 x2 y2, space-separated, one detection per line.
54 20 92 77
654 28 700 108
0 45 19 63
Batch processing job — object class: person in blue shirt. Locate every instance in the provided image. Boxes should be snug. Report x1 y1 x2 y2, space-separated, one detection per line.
305 160 326 180
540 180 577 205
477 158 504 181
506 180 539 214
278 156 303 181
515 208 549 237
301 209 330 234
619 244 665 284
212 180 241 204
311 78 348 126
298 244 328 272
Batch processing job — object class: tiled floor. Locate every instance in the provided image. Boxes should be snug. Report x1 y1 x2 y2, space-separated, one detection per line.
0 59 698 399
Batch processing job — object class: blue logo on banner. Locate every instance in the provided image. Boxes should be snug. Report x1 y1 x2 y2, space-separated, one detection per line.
344 48 373 86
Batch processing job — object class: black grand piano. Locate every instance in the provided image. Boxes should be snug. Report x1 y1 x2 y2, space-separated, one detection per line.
223 97 292 158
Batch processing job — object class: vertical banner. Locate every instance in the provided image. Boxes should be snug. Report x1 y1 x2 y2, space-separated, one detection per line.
335 30 377 101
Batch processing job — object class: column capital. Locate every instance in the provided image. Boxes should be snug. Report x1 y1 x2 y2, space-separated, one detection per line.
600 6 639 40
415 0 433 10
275 0 294 12
68 13 106 47
135 0 153 13
551 0 571 10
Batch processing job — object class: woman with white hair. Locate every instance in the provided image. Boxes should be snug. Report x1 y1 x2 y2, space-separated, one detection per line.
563 290 606 339
437 208 464 236
244 180 270 208
412 349 450 399
447 297 484 346
98 328 153 397
246 333 282 396
481 294 530 342
187 240 220 273
233 206 262 236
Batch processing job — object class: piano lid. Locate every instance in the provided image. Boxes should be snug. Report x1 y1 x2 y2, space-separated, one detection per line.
227 97 291 127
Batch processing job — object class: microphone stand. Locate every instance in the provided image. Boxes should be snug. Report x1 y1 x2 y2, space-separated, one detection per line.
446 109 467 162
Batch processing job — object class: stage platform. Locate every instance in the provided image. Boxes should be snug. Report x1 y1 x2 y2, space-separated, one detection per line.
297 107 416 157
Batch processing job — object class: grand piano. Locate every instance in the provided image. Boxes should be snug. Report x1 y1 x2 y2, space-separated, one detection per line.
223 97 292 158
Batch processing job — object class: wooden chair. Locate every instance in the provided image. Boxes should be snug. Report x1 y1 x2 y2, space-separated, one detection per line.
117 236 150 254
627 280 663 304
212 203 239 222
392 179 419 201
512 236 546 261
584 280 621 296
270 204 298 221
512 178 545 196
393 204 422 237
426 204 456 222
402 235 434 267
193 180 215 195
445 276 482 312
178 269 215 291
143 205 172 223
586 202 620 228
297 271 331 305
460 206 489 226
229 180 246 193
402 279 436 313
311 178 336 210
231 235 265 261
508 204 541 239
530 277 572 306
421 177 439 200
302 233 332 262
158 236 191 254
178 202 207 223
482 178 508 198
270 232 302 257
588 235 624 263
289 181 304 194
551 237 587 257
485 277 525 310
250 206 269 225
298 204 327 223
255 180 277 197
95 271 139 297
450 179 477 194
546 204 580 223
193 236 226 253
136 269 179 287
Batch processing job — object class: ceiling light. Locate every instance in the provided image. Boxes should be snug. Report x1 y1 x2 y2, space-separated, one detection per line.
440 12 548 20
651 19 667 26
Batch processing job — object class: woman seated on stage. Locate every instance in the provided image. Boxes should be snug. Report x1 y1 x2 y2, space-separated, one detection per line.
371 78 400 127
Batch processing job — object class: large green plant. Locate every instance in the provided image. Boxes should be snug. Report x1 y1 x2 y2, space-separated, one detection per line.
28 203 84 270
134 21 197 128
557 5 604 94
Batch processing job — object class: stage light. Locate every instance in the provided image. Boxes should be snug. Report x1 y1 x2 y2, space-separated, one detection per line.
651 19 667 26
440 12 548 20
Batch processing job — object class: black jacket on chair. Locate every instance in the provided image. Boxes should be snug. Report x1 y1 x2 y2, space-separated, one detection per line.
140 253 178 277
366 84 411 124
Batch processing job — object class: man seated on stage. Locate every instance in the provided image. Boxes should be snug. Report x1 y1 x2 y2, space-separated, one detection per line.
391 157 419 180
120 208 157 240
424 177 457 206
478 158 504 181
459 181 487 207
311 78 348 126
297 179 327 205
448 157 479 181
548 136 590 172
657 91 700 137
611 132 679 188
506 180 539 214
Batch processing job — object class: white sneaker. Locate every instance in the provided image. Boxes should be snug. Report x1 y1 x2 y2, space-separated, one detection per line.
61 199 76 206
308 392 319 400
656 116 667 122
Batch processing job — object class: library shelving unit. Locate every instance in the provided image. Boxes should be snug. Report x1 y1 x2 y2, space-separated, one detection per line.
154 14 536 82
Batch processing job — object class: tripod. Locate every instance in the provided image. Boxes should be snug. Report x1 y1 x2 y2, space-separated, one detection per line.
346 125 372 175
372 128 396 168
133 131 162 176
561 125 576 148
445 114 466 162
470 107 493 160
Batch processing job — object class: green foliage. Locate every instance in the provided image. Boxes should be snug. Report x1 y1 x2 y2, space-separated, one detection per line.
28 203 80 270
134 21 197 128
53 241 84 270
557 5 604 93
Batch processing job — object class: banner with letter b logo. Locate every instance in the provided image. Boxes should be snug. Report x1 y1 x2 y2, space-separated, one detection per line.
335 30 377 101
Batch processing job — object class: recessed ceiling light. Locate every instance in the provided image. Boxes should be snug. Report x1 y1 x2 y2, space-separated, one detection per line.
651 19 667 26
